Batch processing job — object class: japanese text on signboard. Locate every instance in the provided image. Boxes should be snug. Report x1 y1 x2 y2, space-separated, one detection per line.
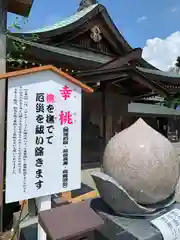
34 86 74 190
59 86 73 189
6 70 82 204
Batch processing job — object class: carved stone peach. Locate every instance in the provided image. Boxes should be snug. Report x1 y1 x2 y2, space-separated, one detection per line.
103 118 180 204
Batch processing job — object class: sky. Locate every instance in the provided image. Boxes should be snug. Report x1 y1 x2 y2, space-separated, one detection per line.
7 0 180 71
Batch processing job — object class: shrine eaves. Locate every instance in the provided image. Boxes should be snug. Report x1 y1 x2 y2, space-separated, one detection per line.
7 0 34 17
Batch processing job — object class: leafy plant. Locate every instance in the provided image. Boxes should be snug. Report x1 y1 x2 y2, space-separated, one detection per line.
164 92 180 109
6 16 39 65
169 56 180 74
165 56 180 108
175 56 180 68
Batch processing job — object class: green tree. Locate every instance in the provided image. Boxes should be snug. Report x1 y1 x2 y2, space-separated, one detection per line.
169 56 180 73
7 16 38 66
164 56 180 108
175 56 180 68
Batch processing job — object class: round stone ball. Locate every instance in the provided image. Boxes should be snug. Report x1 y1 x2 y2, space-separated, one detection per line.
103 118 180 204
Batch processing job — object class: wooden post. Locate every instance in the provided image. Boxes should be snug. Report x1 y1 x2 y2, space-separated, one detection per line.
102 84 106 147
104 85 113 144
62 191 72 201
0 0 7 233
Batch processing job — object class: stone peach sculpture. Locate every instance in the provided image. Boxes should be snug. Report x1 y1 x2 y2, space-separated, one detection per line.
91 118 180 215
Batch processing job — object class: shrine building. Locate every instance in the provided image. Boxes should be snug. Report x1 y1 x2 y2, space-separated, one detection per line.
8 0 180 168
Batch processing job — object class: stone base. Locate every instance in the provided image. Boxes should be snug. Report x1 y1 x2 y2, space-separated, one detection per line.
14 197 180 240
92 198 180 240
12 195 68 240
20 223 37 240
13 212 38 240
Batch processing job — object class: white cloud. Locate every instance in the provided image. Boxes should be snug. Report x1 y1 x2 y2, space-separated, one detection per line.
142 32 180 71
136 16 147 23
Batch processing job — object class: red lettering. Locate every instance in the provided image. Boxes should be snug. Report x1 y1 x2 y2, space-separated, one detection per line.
46 93 55 103
59 111 73 125
59 86 72 100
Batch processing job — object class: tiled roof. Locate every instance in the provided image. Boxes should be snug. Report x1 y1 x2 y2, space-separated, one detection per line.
136 66 180 79
24 4 98 34
128 102 180 116
143 96 164 102
8 34 111 64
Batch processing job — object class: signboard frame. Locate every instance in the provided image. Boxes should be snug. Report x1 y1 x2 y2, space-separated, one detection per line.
3 65 93 203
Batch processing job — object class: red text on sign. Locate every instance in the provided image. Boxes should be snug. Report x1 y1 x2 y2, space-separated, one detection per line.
59 111 73 125
46 93 55 103
59 86 72 100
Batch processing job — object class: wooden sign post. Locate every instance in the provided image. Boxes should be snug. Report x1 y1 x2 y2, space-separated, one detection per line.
0 0 34 233
1 65 93 240
0 0 7 233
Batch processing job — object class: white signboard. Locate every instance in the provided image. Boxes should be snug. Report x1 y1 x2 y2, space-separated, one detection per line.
5 70 82 203
151 208 180 240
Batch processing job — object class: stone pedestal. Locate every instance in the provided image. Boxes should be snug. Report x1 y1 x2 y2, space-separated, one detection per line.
39 200 103 240
17 199 103 240
14 197 180 240
92 198 180 240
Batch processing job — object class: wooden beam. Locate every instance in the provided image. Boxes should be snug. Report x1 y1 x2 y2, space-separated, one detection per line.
112 82 131 94
62 192 72 201
130 70 168 96
7 0 33 16
70 190 98 203
79 72 129 83
76 66 129 77
96 48 142 70
104 86 113 144
55 18 100 45
100 7 132 54
112 77 129 83
98 24 122 55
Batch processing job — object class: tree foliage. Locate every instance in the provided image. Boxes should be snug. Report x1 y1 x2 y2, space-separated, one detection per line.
175 56 180 68
164 56 180 108
7 16 38 65
164 92 180 109
169 56 180 73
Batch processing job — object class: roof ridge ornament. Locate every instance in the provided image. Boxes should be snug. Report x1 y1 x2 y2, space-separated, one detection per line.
90 25 102 42
78 0 98 11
